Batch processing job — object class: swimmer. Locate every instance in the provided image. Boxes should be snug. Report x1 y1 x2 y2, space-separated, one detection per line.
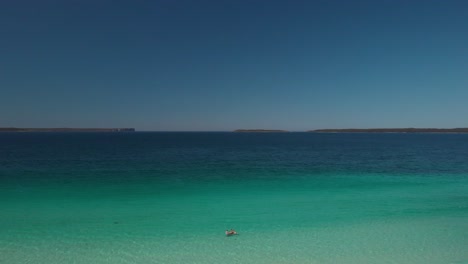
225 229 237 236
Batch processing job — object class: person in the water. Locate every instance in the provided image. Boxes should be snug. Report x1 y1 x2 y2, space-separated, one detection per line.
225 229 237 236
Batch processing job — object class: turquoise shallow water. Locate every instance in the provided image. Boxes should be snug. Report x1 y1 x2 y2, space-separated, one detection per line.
1 132 468 263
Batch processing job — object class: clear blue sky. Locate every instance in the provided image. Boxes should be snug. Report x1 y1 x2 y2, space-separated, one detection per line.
1 0 467 131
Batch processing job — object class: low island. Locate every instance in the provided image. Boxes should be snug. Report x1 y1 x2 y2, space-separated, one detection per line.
0 127 135 132
234 129 289 133
309 128 468 133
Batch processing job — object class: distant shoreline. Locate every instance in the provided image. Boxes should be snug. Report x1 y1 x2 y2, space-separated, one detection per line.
309 128 468 133
0 127 135 132
2 128 468 133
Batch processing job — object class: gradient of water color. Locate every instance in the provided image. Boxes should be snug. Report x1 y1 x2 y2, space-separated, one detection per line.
1 132 467 263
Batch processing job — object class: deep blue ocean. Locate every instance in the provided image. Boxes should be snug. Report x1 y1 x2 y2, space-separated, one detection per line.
1 132 467 263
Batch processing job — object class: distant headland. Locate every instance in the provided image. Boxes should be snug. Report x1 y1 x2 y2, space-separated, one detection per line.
234 129 289 133
309 128 468 133
0 127 135 132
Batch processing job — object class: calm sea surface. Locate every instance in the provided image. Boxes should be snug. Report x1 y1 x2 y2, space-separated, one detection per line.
1 132 467 263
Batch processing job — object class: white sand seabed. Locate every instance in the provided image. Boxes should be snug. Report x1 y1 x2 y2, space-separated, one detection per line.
1 216 467 264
